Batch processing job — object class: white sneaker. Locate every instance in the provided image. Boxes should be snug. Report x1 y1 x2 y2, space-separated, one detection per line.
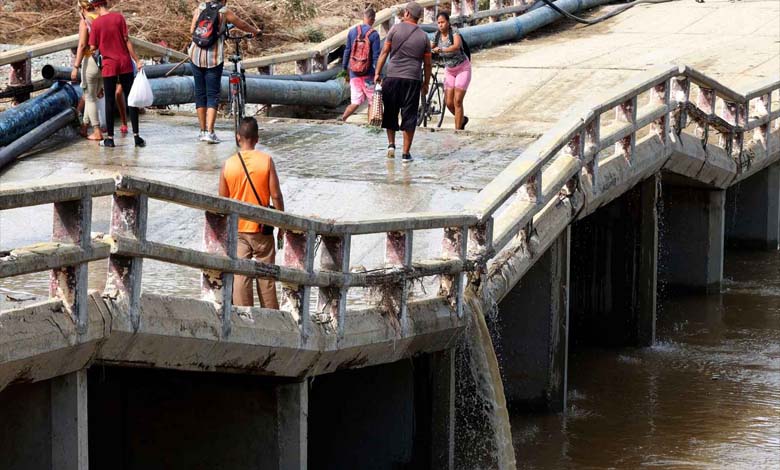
198 130 208 142
386 145 396 159
204 132 221 144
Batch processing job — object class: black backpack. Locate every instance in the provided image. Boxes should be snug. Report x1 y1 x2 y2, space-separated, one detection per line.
434 30 471 61
192 2 222 49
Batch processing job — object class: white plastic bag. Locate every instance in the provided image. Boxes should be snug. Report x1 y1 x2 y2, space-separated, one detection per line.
127 69 154 108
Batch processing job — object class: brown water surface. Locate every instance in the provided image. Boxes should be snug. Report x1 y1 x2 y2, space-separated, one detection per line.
512 249 780 469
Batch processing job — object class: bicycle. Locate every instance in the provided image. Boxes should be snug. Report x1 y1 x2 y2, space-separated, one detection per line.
417 61 446 128
225 29 256 145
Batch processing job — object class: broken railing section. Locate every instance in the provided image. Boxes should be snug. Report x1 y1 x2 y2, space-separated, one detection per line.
202 211 238 336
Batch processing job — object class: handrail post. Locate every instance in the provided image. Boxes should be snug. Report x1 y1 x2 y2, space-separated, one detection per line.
585 115 600 193
318 235 351 337
468 217 493 290
490 0 503 22
50 196 92 334
384 230 413 334
310 53 327 73
440 226 468 317
724 100 747 172
106 191 148 332
424 5 436 24
296 58 311 75
202 211 237 337
282 230 316 341
652 80 671 147
616 96 637 163
755 93 772 155
671 76 690 135
9 58 32 104
695 86 715 146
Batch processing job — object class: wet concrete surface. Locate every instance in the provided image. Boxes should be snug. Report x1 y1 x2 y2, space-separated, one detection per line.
512 249 780 469
0 115 530 304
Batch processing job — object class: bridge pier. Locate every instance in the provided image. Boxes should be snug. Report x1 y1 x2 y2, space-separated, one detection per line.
725 163 780 250
570 175 659 348
494 227 570 412
659 184 725 293
0 370 88 470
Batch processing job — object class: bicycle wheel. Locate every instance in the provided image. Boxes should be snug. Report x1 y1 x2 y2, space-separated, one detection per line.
417 94 429 127
434 84 445 128
418 84 439 128
231 85 241 146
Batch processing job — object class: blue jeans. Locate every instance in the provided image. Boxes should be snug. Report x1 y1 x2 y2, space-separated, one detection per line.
191 62 223 109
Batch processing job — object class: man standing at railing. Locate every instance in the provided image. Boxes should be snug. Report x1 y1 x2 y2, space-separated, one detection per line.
340 7 381 122
374 1 432 163
219 117 285 309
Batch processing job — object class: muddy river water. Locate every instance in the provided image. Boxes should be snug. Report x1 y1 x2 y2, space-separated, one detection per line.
1 117 778 468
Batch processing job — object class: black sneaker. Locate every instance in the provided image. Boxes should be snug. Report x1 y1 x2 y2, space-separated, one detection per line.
401 153 413 163
462 116 469 129
100 138 115 148
134 135 146 147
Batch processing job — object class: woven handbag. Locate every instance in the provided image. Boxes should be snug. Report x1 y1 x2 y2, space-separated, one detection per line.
368 84 383 127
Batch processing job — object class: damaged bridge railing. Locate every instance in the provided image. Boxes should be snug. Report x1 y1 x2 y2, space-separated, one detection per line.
0 174 482 343
467 64 780 258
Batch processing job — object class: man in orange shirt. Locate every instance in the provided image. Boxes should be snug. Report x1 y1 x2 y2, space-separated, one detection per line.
219 117 285 308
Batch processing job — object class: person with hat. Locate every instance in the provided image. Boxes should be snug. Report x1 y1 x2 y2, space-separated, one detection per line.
373 1 432 163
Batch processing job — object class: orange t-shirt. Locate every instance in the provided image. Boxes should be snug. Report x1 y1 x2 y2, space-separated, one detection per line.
223 149 273 233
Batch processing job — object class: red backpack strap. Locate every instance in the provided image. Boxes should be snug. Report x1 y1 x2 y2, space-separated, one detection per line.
355 24 363 40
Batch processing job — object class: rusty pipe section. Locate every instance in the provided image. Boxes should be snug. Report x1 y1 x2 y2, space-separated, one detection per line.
149 76 348 107
0 81 81 147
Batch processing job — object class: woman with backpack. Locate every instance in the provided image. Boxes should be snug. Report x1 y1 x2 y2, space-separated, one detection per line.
189 1 260 144
431 11 471 130
88 0 145 148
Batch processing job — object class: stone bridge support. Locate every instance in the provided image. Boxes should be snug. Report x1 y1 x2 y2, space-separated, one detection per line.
494 227 570 412
725 163 780 250
659 182 725 293
570 174 659 349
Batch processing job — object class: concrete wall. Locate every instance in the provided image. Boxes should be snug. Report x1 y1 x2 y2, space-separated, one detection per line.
570 175 658 348
493 228 570 411
659 183 725 293
88 367 280 470
725 163 780 250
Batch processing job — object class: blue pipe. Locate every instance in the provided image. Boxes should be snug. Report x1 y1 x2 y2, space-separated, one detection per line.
0 82 81 147
149 76 348 108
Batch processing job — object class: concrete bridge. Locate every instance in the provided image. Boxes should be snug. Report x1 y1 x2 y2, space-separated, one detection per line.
1 1 779 469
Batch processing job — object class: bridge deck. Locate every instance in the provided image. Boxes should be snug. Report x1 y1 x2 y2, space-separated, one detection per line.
465 0 780 134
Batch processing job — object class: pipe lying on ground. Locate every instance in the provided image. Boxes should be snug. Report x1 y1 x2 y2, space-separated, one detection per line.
149 76 348 107
42 63 341 83
0 80 53 99
0 82 81 147
0 108 78 170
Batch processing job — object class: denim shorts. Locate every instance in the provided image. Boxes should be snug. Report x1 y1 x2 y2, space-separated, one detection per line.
191 62 224 109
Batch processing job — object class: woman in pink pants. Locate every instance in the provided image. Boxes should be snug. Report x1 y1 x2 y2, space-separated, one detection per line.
431 11 472 130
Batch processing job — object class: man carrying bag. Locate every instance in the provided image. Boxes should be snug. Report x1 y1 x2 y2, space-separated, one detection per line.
219 117 285 309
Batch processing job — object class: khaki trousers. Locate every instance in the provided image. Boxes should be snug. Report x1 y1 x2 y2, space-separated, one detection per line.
234 232 279 309
81 56 102 127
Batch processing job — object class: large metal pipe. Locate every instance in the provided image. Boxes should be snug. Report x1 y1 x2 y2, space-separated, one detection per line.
0 82 81 147
149 76 348 107
0 107 78 170
42 63 341 83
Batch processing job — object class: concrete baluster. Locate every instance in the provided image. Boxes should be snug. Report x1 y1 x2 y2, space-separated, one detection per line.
651 80 671 145
513 0 526 17
463 0 477 18
490 0 504 22
565 131 584 194
671 76 690 134
9 58 31 103
439 226 468 317
467 218 494 289
106 191 147 332
296 59 311 75
424 5 436 24
282 230 316 340
615 96 637 162
384 230 413 333
696 87 715 144
318 235 351 336
202 211 238 337
724 101 747 171
585 115 600 193
452 0 463 18
310 53 327 73
50 196 92 334
755 93 772 155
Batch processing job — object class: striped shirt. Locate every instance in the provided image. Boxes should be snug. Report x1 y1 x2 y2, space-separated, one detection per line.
188 2 226 69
